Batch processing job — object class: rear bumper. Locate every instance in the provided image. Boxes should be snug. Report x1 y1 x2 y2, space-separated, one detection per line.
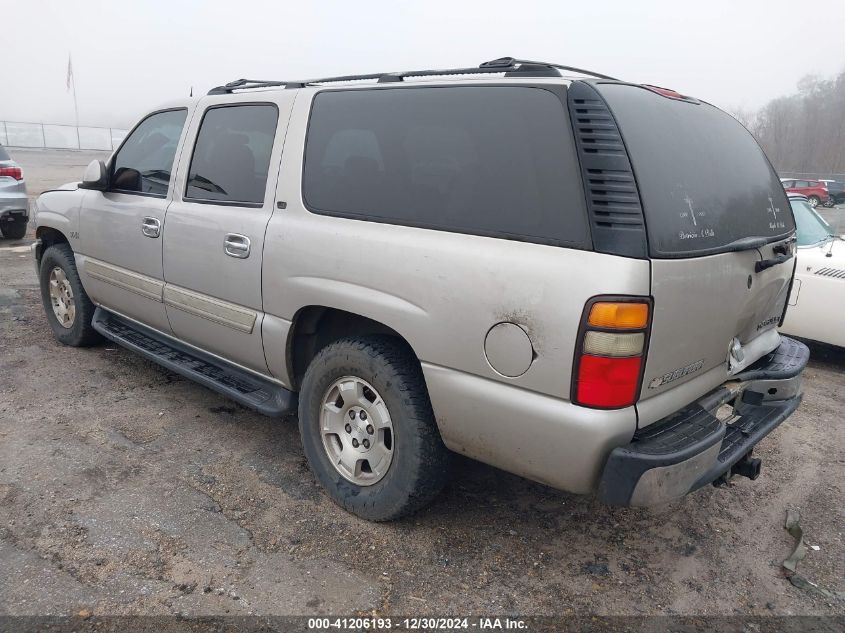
598 336 809 506
0 207 28 221
0 191 29 219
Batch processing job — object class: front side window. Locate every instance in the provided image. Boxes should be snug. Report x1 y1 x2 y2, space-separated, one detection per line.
302 86 589 247
186 104 278 205
111 109 188 196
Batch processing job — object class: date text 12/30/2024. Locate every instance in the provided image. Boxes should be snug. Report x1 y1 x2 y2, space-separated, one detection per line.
307 617 527 630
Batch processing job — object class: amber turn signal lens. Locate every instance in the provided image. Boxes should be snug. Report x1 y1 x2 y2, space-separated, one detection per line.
587 302 649 330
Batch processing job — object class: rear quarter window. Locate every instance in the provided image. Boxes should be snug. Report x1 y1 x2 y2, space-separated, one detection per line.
302 86 590 248
595 83 794 257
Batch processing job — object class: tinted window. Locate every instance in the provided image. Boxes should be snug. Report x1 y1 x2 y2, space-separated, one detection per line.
795 180 810 188
186 104 278 205
111 109 187 196
0 145 10 161
596 84 794 257
303 87 589 247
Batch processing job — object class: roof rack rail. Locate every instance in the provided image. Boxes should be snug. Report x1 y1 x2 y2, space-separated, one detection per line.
206 57 618 95
207 78 304 95
481 57 619 81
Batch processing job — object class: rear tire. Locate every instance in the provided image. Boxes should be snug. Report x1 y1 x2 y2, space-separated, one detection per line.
38 244 102 347
298 335 451 521
808 195 820 208
0 217 27 239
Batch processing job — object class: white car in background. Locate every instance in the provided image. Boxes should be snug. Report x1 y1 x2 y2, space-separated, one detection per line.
780 193 845 347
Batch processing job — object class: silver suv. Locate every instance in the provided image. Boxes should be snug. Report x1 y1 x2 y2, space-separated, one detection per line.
32 58 809 520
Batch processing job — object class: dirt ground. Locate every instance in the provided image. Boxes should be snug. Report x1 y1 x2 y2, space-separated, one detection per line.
0 149 843 618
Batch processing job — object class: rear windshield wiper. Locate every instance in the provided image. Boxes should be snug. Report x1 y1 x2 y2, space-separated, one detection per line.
720 236 771 253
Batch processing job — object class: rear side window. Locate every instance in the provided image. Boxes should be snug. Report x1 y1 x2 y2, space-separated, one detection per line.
596 84 794 257
186 104 278 206
111 109 187 196
303 86 589 247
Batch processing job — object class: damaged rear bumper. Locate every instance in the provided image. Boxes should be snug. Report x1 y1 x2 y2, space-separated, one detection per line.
599 336 809 506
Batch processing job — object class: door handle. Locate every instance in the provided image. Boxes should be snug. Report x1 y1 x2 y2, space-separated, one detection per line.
224 233 251 259
141 217 161 238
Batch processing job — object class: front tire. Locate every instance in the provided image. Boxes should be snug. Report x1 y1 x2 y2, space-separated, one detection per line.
808 195 820 208
0 216 27 240
38 243 102 347
298 336 451 521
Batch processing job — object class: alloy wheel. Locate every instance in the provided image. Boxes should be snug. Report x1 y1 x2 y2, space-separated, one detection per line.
48 267 76 329
319 376 394 486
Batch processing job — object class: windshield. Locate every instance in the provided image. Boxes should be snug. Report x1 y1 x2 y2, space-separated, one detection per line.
790 198 834 246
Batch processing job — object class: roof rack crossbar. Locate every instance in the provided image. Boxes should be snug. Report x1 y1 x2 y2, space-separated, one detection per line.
207 57 618 95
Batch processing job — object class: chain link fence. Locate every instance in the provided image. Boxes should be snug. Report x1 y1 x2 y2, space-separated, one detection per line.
778 171 845 181
0 121 128 152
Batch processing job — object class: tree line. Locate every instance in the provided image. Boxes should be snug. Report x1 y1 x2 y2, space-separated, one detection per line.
730 69 845 178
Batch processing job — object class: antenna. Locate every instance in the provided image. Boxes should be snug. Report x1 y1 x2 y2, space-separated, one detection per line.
826 207 842 257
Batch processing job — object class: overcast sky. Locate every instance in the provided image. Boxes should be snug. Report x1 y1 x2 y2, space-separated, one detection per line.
2 0 843 130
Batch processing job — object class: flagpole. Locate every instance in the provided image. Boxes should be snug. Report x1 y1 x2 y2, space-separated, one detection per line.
69 54 80 149
73 81 80 149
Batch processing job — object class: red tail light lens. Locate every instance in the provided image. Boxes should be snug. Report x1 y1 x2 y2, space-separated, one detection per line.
0 166 23 180
573 298 651 409
576 355 642 408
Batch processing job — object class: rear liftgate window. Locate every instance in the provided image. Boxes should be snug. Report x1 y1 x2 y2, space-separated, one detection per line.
303 86 590 247
596 83 795 257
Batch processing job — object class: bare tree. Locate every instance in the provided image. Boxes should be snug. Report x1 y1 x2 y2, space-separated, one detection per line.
727 106 758 132
750 70 845 176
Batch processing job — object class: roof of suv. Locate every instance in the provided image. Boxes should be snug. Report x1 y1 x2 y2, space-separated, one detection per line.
206 57 619 96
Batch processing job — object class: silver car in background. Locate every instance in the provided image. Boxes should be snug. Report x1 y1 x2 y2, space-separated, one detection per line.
0 144 28 239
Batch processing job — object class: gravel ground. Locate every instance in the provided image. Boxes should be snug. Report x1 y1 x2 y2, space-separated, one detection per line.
0 149 843 618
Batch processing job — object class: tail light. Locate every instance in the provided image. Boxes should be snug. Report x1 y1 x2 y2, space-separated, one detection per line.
0 166 23 180
572 297 652 409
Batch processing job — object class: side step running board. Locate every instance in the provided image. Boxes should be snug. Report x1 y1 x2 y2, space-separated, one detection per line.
92 308 296 417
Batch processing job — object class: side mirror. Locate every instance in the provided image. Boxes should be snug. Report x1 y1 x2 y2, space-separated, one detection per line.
79 160 108 190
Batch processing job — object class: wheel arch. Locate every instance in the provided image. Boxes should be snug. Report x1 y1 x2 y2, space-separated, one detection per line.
34 226 70 265
286 305 423 390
